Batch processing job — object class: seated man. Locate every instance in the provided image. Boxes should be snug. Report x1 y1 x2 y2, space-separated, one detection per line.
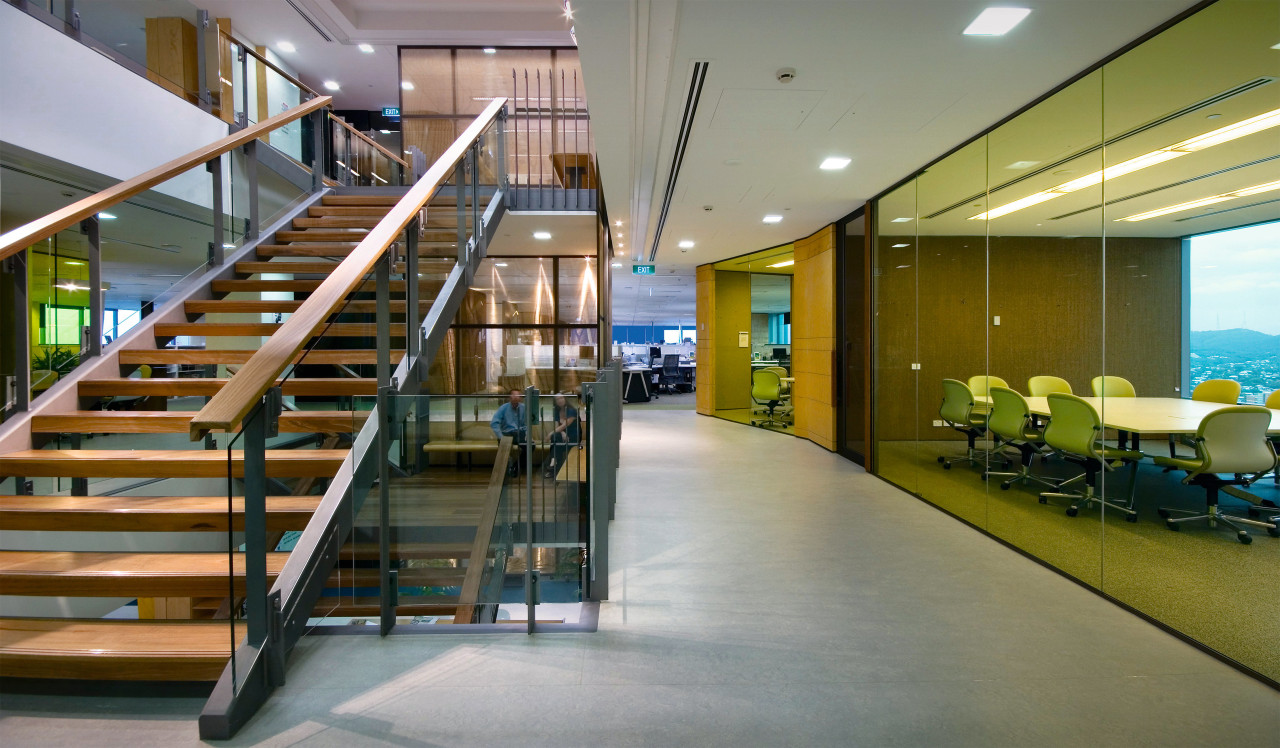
543 393 580 479
490 389 527 475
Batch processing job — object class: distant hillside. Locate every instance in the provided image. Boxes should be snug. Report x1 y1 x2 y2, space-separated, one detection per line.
1190 328 1280 359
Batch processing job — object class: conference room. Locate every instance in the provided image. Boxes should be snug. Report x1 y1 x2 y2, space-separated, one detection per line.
870 0 1278 686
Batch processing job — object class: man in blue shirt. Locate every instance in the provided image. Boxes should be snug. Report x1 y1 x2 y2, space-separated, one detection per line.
490 389 526 475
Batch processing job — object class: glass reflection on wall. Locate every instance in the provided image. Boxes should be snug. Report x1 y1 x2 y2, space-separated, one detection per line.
868 0 1280 685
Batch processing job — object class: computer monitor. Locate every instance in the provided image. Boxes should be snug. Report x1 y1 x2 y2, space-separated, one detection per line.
773 347 788 361
649 346 662 364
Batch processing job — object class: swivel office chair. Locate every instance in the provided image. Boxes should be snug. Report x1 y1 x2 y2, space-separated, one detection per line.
1089 375 1138 449
1153 406 1278 544
660 354 682 394
1038 393 1142 521
1268 389 1280 486
1169 379 1242 459
967 374 1007 416
764 366 790 398
983 386 1057 491
937 379 988 470
750 368 788 429
1027 376 1072 397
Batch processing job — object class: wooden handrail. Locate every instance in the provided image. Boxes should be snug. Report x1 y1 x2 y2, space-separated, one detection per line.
329 115 411 169
0 96 332 262
189 97 507 440
454 434 513 624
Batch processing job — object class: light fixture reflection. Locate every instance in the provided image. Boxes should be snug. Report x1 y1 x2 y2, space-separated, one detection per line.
1118 179 1280 221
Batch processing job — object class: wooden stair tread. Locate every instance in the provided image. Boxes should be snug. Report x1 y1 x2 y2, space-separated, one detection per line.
154 323 387 338
0 551 288 596
321 195 404 206
32 410 368 434
0 618 237 680
0 449 349 478
211 278 407 293
297 213 468 229
234 260 343 274
275 229 456 243
118 349 403 365
80 377 378 397
185 299 434 314
0 495 320 532
307 206 394 217
256 244 457 257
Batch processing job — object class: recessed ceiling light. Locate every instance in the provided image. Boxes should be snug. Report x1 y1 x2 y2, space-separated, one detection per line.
1005 160 1039 169
892 243 910 248
617 232 623 237
358 43 374 53
611 262 622 268
678 240 695 249
819 156 851 170
483 48 497 54
614 220 622 226
379 129 391 134
767 259 794 268
891 217 912 223
401 81 415 91
98 212 117 220
277 41 296 53
494 262 508 267
763 215 783 224
323 80 340 91
963 7 1031 36
533 231 552 240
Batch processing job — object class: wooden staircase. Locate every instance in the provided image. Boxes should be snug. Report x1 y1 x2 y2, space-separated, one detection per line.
0 191 480 680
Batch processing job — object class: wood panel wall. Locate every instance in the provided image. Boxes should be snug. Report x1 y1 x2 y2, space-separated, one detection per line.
793 225 837 450
713 270 752 411
874 235 1182 442
695 265 715 415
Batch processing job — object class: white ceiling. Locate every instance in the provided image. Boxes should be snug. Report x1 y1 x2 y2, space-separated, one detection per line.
575 0 1207 321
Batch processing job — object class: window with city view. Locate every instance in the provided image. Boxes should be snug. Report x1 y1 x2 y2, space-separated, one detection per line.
1188 221 1280 404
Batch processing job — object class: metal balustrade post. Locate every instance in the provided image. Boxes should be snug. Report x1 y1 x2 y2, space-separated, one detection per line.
82 216 102 359
470 144 483 258
209 156 225 265
496 106 508 192
405 218 420 362
244 141 259 242
523 385 539 634
237 45 249 128
243 389 281 647
455 160 467 267
375 250 394 634
310 110 326 191
195 10 211 112
6 250 30 413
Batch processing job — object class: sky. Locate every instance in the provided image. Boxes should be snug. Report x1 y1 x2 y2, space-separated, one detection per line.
1188 219 1280 336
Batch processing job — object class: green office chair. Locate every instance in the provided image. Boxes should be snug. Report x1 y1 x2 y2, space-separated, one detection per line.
764 366 791 398
1268 390 1280 486
967 374 1007 415
1170 379 1242 459
1153 406 1278 544
1090 375 1138 449
937 378 989 470
982 386 1057 491
1027 376 1072 397
750 368 788 429
1037 393 1142 521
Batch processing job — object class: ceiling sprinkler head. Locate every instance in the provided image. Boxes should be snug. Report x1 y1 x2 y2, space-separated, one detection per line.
776 67 796 83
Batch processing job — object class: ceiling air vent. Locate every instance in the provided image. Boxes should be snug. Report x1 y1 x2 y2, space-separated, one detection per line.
649 61 709 262
285 0 333 42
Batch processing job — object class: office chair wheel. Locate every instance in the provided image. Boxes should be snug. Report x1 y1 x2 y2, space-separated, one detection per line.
999 482 1011 491
1166 519 1179 531
937 456 945 464
1246 506 1261 518
980 473 989 481
1065 506 1079 517
1267 526 1280 538
942 462 951 470
1157 508 1171 519
1038 496 1048 504
1237 531 1252 545
1125 513 1138 523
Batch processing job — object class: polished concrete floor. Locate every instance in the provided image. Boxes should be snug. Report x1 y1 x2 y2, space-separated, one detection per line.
2 409 1279 746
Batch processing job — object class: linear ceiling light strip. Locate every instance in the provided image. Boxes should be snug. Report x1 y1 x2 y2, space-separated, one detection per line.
649 61 709 262
1118 179 1280 221
970 105 1280 220
1046 153 1280 220
922 77 1276 220
285 0 333 42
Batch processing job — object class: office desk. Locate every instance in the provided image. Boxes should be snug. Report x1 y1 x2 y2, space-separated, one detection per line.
623 367 651 403
978 396 1280 435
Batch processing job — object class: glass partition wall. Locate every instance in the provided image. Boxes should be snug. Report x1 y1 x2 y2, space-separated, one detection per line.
869 0 1279 686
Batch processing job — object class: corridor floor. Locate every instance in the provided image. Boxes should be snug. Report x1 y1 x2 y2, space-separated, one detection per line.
2 409 1277 746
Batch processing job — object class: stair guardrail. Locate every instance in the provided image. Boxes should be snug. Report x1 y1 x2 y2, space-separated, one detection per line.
196 97 508 740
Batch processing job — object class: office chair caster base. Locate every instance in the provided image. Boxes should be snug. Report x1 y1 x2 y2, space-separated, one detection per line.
1038 496 1048 504
942 462 952 470
1166 519 1180 531
1065 506 1079 517
1000 482 1011 490
1124 512 1138 523
1238 531 1252 544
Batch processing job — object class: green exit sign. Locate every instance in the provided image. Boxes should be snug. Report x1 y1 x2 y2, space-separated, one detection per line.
382 107 400 117
632 264 656 275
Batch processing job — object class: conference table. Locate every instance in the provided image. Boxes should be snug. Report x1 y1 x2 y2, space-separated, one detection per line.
977 395 1280 435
